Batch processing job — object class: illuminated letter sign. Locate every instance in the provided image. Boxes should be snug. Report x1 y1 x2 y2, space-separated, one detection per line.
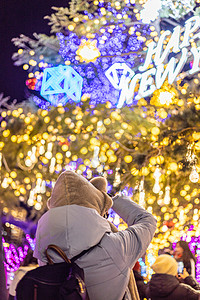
41 65 83 106
106 16 200 108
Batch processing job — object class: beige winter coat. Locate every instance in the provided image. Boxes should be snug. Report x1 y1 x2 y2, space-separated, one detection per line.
34 171 156 300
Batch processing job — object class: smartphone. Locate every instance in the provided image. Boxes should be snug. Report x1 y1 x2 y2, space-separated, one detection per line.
177 261 184 274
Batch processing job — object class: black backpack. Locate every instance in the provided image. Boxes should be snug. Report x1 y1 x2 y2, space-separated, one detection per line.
16 244 93 300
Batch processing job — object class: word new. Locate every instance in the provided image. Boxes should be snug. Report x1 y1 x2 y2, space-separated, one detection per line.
105 16 200 108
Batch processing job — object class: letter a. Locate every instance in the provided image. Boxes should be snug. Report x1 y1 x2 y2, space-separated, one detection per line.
181 16 200 48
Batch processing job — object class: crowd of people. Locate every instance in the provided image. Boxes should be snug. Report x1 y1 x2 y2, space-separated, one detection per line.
0 170 200 300
133 241 199 300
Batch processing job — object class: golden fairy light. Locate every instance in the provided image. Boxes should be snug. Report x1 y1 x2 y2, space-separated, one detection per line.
76 39 101 63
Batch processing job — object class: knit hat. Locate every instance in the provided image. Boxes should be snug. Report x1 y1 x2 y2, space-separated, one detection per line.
151 254 178 276
47 171 113 217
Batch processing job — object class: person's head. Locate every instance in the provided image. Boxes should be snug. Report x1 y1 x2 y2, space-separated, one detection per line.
151 254 178 276
174 241 184 259
174 240 196 262
47 171 113 217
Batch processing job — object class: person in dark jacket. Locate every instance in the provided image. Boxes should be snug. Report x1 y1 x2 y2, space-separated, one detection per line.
146 254 200 300
133 261 147 300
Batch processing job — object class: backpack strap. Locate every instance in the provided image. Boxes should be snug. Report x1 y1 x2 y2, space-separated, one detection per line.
45 243 99 265
71 243 98 263
45 244 71 264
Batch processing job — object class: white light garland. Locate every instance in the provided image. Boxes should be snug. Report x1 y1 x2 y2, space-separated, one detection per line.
113 167 121 187
91 146 100 168
139 178 146 208
153 166 161 194
164 185 171 205
189 166 199 183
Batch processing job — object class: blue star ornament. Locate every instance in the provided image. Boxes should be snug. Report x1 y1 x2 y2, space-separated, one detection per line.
40 65 83 106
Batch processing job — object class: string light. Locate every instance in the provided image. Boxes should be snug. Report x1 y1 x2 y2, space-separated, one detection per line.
2 238 29 272
163 185 170 205
91 146 100 168
189 166 199 183
113 167 121 187
2 0 200 283
76 39 101 63
153 166 161 194
139 178 145 208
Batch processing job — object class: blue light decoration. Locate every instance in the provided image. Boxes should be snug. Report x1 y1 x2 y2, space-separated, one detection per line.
105 63 136 108
56 13 151 108
25 2 152 109
40 65 83 106
32 95 51 110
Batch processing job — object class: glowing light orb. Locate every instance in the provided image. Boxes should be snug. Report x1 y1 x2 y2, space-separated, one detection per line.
159 91 173 106
140 0 162 24
76 39 101 63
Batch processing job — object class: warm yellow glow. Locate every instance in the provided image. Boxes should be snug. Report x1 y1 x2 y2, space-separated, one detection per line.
68 24 75 31
124 155 133 164
168 162 178 172
18 49 23 54
76 39 101 63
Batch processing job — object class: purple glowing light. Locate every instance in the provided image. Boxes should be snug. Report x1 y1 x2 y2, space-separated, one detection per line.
2 238 29 272
25 234 35 251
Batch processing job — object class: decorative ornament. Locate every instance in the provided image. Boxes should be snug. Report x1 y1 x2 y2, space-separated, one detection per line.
186 144 199 183
76 39 101 63
140 0 162 24
163 185 170 205
139 177 145 208
189 166 199 183
91 146 100 168
113 167 121 187
25 234 35 251
159 91 173 106
163 220 174 229
105 63 135 108
186 144 197 165
57 21 149 108
153 166 161 194
157 191 164 206
40 65 83 106
26 78 37 90
3 238 29 272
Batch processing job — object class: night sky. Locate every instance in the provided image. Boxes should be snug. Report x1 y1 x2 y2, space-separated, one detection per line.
0 0 68 102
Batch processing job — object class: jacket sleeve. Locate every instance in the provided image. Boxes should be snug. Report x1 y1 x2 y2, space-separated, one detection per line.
184 276 200 290
180 283 200 300
133 271 148 299
110 194 157 268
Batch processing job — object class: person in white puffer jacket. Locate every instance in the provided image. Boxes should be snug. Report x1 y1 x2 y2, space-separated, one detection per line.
34 170 157 300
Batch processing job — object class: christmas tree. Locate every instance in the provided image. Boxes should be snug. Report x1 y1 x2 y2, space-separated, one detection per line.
1 0 200 278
